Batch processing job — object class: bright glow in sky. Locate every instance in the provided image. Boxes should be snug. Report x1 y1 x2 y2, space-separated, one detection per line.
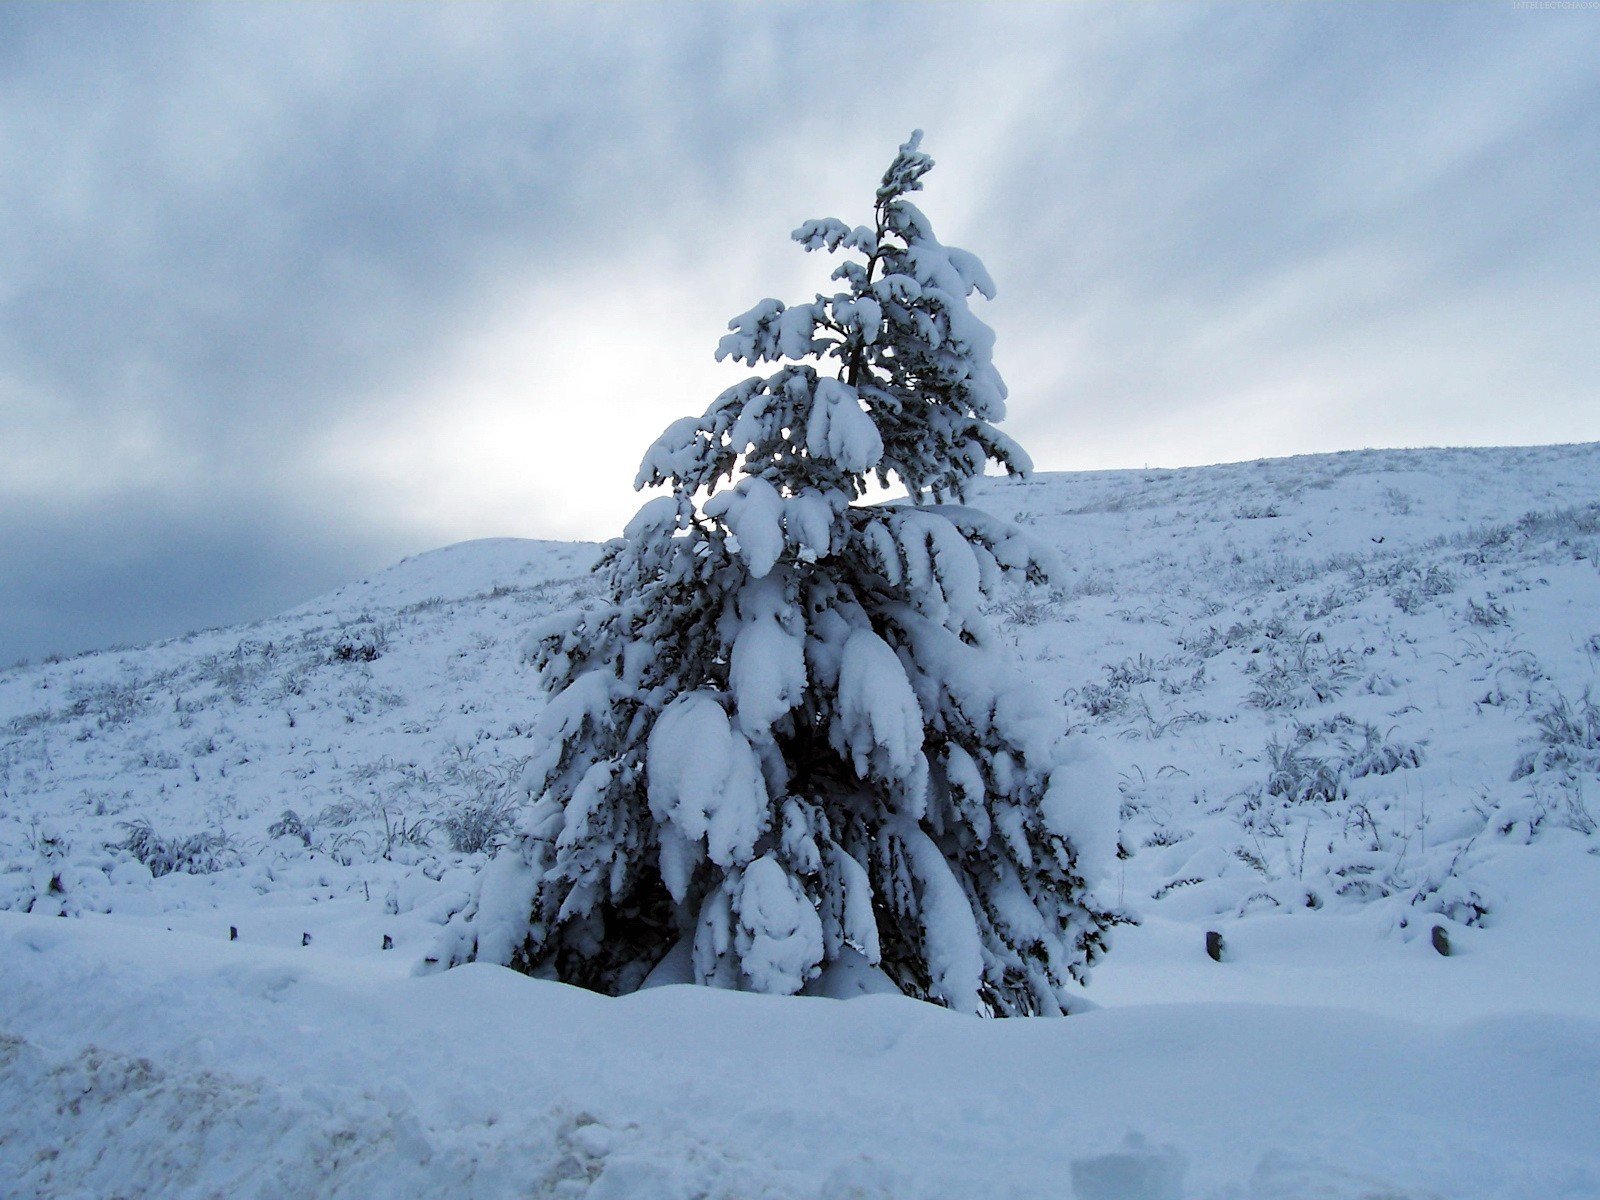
2 3 1597 663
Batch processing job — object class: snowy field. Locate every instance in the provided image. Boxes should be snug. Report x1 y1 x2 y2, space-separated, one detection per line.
3 442 1600 1198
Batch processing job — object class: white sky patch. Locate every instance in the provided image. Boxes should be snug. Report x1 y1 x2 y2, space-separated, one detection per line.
302 141 1003 545
1008 236 1600 473
312 260 758 543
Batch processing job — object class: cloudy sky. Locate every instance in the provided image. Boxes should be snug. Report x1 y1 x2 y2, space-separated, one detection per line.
3 2 1597 666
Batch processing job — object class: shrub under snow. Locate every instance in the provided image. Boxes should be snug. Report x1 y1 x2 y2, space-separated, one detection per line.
423 133 1115 1015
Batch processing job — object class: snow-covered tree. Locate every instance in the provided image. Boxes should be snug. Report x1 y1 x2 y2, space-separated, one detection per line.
423 132 1116 1015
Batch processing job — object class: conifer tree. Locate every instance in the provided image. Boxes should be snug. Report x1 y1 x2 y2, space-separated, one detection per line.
424 132 1115 1015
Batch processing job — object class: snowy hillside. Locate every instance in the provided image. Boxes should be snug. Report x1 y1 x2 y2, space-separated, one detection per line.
4 443 1600 1197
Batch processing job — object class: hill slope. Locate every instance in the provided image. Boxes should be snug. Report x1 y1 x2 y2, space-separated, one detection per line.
3 443 1599 1198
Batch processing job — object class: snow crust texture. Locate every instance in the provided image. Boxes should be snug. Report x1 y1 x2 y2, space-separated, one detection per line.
2 914 1599 1199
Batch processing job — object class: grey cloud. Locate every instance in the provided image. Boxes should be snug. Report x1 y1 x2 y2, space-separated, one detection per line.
1 3 1596 666
0 491 413 666
973 6 1600 460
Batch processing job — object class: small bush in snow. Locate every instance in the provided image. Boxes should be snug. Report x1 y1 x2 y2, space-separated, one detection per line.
1463 596 1510 628
1556 786 1597 837
330 623 388 664
1078 680 1129 719
1233 503 1280 520
1262 737 1347 807
373 805 432 858
1143 827 1192 848
25 820 70 862
1388 564 1456 614
1492 782 1598 842
136 746 182 770
1106 654 1160 689
314 799 368 828
1404 869 1490 928
114 820 240 877
998 592 1061 627
267 809 313 847
1512 689 1600 780
1300 588 1351 622
1380 486 1414 516
184 732 219 758
1158 664 1208 698
1338 722 1425 778
93 682 147 729
1055 571 1115 600
437 795 519 855
1246 638 1357 710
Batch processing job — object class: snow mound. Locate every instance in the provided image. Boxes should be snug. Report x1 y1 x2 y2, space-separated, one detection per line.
3 913 1599 1199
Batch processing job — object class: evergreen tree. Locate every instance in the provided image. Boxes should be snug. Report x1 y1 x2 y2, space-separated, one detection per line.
424 132 1115 1015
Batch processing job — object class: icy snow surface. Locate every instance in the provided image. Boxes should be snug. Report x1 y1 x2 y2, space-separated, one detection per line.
3 443 1600 1197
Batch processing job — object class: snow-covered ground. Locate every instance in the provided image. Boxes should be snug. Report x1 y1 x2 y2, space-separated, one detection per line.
3 443 1599 1197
